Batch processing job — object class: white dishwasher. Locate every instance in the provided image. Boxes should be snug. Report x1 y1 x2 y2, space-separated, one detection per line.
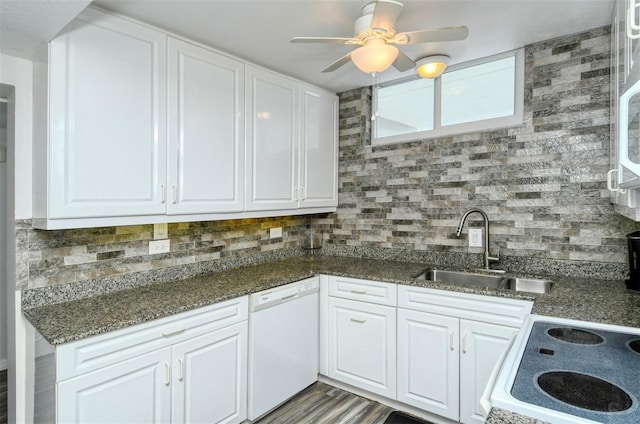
248 277 319 421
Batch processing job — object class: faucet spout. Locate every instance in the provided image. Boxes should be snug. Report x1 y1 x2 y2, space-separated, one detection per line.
456 208 499 270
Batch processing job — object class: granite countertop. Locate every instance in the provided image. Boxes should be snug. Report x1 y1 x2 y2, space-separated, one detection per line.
22 254 640 424
23 254 640 345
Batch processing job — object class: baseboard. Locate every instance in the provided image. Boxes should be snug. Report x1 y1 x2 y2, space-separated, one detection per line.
0 358 7 371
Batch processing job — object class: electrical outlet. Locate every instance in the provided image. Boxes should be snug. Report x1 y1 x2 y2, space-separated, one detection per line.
149 239 170 254
270 227 283 239
468 228 483 247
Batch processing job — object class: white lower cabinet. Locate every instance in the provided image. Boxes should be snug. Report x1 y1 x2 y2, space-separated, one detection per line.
397 285 532 424
49 297 248 424
326 277 397 399
397 309 459 420
171 323 247 424
396 310 517 423
459 320 516 424
57 348 172 423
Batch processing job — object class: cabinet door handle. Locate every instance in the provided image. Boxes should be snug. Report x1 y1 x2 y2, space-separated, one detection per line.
164 362 171 386
462 333 468 354
177 357 184 381
350 317 367 323
162 328 185 337
450 331 455 351
350 289 367 294
172 185 177 204
160 185 166 204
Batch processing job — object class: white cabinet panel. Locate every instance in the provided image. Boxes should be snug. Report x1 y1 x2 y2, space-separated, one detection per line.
57 347 171 424
299 85 338 208
47 8 167 219
49 298 249 424
245 66 298 210
172 322 247 424
327 297 396 398
459 320 516 424
397 308 459 421
167 38 244 214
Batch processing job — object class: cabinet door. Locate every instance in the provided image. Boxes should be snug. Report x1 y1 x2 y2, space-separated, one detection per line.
171 322 247 424
57 347 171 424
299 85 338 208
459 320 516 424
48 8 167 218
397 309 459 421
245 66 298 210
328 297 396 398
167 38 244 214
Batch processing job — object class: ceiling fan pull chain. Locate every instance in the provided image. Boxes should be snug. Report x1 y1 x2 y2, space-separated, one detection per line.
371 71 380 121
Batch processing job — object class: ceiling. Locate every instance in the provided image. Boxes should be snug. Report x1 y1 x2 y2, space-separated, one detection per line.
2 0 615 93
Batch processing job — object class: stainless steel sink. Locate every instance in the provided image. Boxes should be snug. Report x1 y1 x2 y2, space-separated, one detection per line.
415 269 506 289
414 269 553 293
502 277 553 294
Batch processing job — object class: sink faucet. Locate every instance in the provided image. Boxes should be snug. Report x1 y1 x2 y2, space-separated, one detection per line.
456 208 500 270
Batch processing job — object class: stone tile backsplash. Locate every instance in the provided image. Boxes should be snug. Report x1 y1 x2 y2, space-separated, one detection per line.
20 216 313 307
319 26 638 276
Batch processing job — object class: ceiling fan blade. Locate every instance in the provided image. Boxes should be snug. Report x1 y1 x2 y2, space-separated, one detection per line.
370 0 403 32
321 53 353 73
392 50 416 72
290 37 354 44
395 26 469 44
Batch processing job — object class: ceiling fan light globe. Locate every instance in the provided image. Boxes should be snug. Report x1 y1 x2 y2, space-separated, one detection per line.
416 55 450 78
351 39 399 74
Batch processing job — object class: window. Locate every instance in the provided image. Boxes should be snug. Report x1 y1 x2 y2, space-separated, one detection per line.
373 49 524 146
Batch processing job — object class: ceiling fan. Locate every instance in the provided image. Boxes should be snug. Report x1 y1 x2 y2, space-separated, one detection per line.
290 0 468 76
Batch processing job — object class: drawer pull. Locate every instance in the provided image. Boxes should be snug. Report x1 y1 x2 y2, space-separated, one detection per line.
162 328 186 337
462 333 468 354
164 362 171 385
350 317 367 323
350 289 367 294
450 331 455 351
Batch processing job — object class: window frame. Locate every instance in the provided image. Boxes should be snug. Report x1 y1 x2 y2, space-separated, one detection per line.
372 49 525 146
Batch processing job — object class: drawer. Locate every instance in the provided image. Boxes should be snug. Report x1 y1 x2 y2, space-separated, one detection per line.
328 276 397 306
398 285 532 328
57 296 248 381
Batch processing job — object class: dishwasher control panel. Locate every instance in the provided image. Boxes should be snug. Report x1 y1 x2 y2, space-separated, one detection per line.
250 277 319 311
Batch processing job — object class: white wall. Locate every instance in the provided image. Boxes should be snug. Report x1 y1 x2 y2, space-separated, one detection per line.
1 52 35 424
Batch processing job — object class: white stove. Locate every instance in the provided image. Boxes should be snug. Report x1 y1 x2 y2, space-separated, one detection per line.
487 315 640 424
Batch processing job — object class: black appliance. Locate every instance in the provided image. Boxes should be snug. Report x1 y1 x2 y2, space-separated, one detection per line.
626 231 640 290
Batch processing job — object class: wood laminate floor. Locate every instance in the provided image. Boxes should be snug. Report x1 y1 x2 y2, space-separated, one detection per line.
0 369 7 424
255 382 396 424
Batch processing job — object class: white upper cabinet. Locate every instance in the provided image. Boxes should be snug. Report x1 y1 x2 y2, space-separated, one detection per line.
245 66 299 211
42 7 167 220
245 66 338 212
33 7 337 229
299 85 339 208
167 38 244 214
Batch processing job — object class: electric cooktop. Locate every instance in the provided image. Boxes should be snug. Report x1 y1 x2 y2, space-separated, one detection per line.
510 321 640 423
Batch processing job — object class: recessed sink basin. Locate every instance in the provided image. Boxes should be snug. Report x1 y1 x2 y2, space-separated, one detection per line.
414 269 553 293
503 277 553 294
415 269 505 289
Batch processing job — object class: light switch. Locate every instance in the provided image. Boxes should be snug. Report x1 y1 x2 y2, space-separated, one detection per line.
270 227 283 239
154 223 168 240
